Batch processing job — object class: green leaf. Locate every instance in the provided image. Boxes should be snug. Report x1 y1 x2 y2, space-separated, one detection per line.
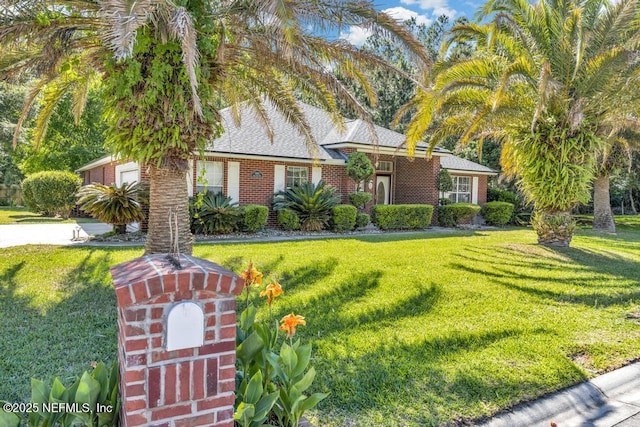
234 402 255 426
75 371 101 409
253 390 279 422
237 332 265 365
245 371 263 405
298 392 329 412
280 343 298 377
50 378 66 402
293 367 316 393
0 409 21 427
292 344 312 378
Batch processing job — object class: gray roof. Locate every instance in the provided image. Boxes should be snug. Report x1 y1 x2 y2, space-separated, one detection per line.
440 156 497 174
208 101 448 160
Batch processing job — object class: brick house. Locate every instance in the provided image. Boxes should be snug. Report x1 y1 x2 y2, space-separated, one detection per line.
77 102 496 223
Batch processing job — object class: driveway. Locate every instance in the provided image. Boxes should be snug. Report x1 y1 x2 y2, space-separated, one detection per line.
0 222 112 248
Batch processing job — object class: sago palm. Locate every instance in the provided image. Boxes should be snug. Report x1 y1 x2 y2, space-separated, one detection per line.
273 181 340 231
0 0 429 254
399 0 640 246
77 182 145 234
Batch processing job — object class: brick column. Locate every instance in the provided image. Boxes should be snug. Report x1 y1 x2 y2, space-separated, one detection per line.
110 254 243 427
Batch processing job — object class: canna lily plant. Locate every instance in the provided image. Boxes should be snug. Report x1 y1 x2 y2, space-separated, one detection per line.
235 263 327 427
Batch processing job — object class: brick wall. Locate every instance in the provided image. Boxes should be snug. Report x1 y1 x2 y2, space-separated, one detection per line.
111 255 243 427
86 162 117 185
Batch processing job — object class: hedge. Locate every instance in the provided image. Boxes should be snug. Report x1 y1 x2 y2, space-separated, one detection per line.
372 204 434 230
241 205 269 232
437 203 481 227
481 201 515 226
355 213 370 228
331 204 357 232
277 208 300 231
22 171 82 218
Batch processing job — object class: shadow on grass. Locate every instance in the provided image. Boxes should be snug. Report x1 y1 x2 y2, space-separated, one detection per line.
317 327 563 426
0 249 118 403
449 243 640 308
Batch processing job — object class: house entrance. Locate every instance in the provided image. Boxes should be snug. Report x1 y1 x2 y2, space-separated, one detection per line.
376 176 390 205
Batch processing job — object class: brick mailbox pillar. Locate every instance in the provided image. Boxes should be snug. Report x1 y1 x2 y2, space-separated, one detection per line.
110 254 243 427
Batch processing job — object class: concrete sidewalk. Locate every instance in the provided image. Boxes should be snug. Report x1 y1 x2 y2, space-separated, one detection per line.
0 222 112 247
482 362 640 427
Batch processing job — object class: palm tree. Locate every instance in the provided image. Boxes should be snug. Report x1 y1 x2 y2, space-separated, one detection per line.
0 0 429 254
399 0 640 246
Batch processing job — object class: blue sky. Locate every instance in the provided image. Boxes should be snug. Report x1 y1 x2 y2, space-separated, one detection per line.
341 0 484 44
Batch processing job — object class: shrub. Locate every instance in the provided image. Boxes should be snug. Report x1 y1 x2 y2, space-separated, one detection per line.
372 204 434 230
0 361 120 427
277 208 301 231
190 192 240 235
481 201 515 226
77 182 145 233
437 203 481 227
348 191 372 210
437 168 453 195
438 197 452 206
346 152 374 190
487 187 521 207
273 181 340 231
240 204 268 232
331 204 357 232
355 212 370 228
21 171 81 218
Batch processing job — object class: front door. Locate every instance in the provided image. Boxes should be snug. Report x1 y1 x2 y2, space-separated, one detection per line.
376 176 390 205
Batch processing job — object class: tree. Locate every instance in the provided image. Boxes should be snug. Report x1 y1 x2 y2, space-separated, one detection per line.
400 0 640 246
0 80 29 185
346 152 375 191
19 89 108 175
1 0 429 254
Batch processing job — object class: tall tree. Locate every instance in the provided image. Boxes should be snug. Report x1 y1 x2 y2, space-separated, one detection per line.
400 0 640 246
1 0 429 254
0 80 28 185
19 89 108 175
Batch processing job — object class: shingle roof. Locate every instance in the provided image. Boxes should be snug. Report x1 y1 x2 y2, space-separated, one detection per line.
440 156 497 174
208 101 449 160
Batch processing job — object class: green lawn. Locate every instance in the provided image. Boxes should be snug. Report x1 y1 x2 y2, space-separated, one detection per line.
0 207 98 224
0 228 639 426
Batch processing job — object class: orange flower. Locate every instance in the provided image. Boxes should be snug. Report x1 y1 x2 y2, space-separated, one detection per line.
279 313 306 338
240 261 263 287
260 281 284 305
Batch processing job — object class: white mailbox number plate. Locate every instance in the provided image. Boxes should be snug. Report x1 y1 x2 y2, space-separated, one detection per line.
165 302 204 351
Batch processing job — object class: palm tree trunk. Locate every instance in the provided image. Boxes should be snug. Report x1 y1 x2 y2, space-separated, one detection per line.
630 188 638 215
145 161 192 255
532 210 575 247
592 175 615 232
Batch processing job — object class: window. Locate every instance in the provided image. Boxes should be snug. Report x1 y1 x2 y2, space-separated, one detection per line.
376 161 393 173
287 166 308 187
196 161 224 194
449 176 471 203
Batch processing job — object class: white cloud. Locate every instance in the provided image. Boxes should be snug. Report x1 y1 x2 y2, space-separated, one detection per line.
400 0 458 18
341 7 432 46
383 7 433 26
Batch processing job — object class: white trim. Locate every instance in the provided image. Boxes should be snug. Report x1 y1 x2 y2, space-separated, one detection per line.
76 155 117 172
320 142 450 157
312 167 322 185
472 176 479 204
274 165 285 192
227 162 240 203
187 160 194 197
115 161 140 186
202 151 345 165
442 168 497 176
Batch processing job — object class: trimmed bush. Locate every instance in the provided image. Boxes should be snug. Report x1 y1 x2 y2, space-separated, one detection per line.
277 208 300 231
372 204 434 230
22 171 82 218
241 204 269 232
331 204 357 232
355 212 370 228
190 192 240 235
348 191 372 209
481 201 515 226
437 203 481 227
487 187 521 207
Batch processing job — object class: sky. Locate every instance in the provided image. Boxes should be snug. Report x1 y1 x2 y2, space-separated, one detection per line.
341 0 484 45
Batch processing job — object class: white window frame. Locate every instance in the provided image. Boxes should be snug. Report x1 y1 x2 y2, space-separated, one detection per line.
286 166 308 188
196 160 224 194
376 160 393 173
448 176 471 203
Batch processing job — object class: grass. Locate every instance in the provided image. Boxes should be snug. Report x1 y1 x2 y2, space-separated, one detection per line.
0 227 639 426
0 207 98 225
